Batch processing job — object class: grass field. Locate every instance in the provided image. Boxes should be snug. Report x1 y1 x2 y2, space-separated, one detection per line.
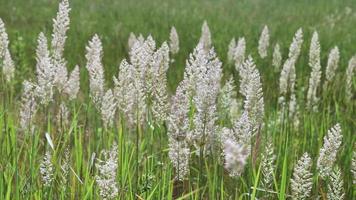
0 0 355 199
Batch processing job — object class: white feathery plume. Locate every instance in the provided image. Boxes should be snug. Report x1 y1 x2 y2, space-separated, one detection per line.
51 0 70 90
19 80 37 131
51 0 70 61
218 76 237 122
129 35 156 94
100 89 117 129
167 83 191 180
317 123 342 179
220 111 252 150
128 32 137 51
345 55 356 102
113 60 133 122
199 20 212 51
288 28 303 64
324 46 340 90
168 84 190 142
95 143 118 200
223 138 249 177
191 43 222 149
85 34 105 109
115 34 151 125
151 42 170 122
169 26 179 54
40 149 54 187
35 32 55 105
64 65 80 100
277 30 302 121
258 25 269 58
290 153 313 200
327 166 345 200
279 59 296 99
352 151 356 184
307 31 322 111
2 49 15 82
227 37 236 62
234 37 246 72
0 18 9 58
0 19 15 82
261 141 276 190
113 59 144 126
233 111 252 145
272 43 282 71
239 56 264 134
168 138 190 181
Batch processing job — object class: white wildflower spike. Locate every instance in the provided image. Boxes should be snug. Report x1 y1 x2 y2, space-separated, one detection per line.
258 25 269 58
233 111 252 144
307 31 322 111
35 33 55 105
288 28 303 64
191 43 222 148
239 56 264 134
51 0 70 90
218 76 237 122
0 18 9 57
169 26 179 54
64 65 80 100
167 83 191 180
86 34 105 109
327 166 345 200
114 54 147 125
291 153 313 200
151 42 170 122
129 35 156 96
324 46 340 90
101 89 117 129
128 32 137 51
3 49 15 82
113 59 143 126
19 80 37 131
223 139 249 177
199 20 211 51
227 38 236 62
234 37 246 72
221 111 252 151
279 59 295 97
96 143 118 200
345 55 356 102
168 138 190 181
317 123 342 178
51 0 70 60
261 141 276 190
168 84 190 142
272 43 282 71
352 151 356 184
0 18 14 82
40 150 54 187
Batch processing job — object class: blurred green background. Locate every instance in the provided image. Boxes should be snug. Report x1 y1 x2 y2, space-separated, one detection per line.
1 0 356 90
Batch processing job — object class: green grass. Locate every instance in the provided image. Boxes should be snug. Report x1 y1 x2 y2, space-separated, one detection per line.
0 0 355 199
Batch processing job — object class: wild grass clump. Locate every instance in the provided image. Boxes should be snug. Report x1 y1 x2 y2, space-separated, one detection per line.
0 0 355 199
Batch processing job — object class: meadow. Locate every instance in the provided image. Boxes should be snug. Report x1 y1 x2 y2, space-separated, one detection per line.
0 0 355 199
